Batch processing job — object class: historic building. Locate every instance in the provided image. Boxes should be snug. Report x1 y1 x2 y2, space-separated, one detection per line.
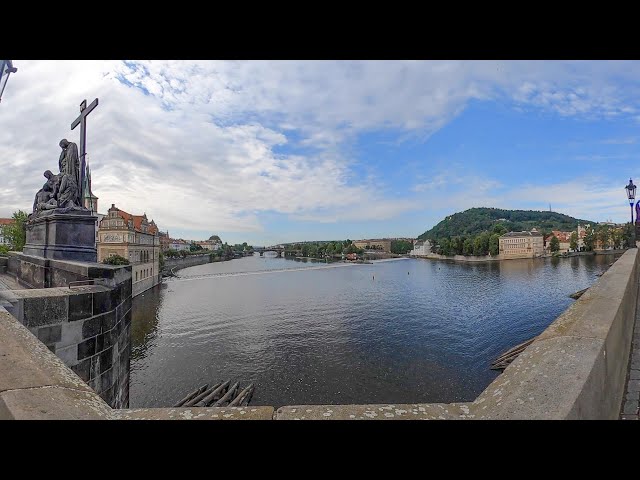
499 229 544 258
97 204 160 297
0 218 14 246
352 239 392 252
409 240 431 256
169 239 190 252
158 230 171 252
549 230 573 253
196 235 222 251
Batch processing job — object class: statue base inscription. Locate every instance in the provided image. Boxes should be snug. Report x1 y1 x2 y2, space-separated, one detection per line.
23 211 97 262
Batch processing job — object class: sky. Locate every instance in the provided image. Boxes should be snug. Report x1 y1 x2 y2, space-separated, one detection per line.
2 60 640 246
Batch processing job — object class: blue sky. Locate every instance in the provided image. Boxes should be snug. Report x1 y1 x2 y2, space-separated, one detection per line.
1 61 639 246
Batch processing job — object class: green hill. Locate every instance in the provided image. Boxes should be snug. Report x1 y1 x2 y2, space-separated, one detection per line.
417 207 595 240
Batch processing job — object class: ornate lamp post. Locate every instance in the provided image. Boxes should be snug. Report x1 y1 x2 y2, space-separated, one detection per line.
0 60 17 104
625 178 636 225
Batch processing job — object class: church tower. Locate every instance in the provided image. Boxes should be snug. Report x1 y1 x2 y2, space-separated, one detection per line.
82 163 99 213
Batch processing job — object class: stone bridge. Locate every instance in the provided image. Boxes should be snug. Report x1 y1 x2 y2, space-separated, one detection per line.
1 247 639 419
254 246 284 257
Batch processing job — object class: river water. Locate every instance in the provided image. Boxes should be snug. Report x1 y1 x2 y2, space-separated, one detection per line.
129 253 616 407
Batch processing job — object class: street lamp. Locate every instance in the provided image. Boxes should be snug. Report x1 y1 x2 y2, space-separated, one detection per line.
0 60 17 104
625 178 636 225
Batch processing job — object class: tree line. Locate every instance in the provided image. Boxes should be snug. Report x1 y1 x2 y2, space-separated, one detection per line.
419 207 593 240
429 222 635 257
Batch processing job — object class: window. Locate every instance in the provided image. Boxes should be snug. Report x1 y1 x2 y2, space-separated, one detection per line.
135 272 138 281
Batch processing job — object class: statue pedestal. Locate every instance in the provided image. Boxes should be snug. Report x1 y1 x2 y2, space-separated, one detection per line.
23 211 97 262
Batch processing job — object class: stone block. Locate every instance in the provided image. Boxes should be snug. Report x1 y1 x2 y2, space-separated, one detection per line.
23 212 97 262
630 370 640 380
622 400 639 415
99 350 113 374
55 344 78 365
112 406 275 420
626 390 640 401
71 358 91 382
110 284 122 310
95 331 113 353
100 310 116 330
37 324 62 344
68 293 92 322
92 289 112 315
0 311 92 394
77 337 96 360
82 315 102 339
627 380 640 392
58 320 84 348
22 295 67 327
0 387 112 419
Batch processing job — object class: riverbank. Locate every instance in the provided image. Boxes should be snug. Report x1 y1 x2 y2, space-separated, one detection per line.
412 249 629 264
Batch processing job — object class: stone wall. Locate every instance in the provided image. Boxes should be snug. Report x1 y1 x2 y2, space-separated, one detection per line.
1 258 132 409
132 274 161 298
163 254 211 274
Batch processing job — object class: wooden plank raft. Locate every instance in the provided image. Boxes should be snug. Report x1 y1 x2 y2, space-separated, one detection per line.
490 337 537 371
173 380 255 408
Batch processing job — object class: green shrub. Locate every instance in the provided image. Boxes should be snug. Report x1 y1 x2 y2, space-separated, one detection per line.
102 254 130 265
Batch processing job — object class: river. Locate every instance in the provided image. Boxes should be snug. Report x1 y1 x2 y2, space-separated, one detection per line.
129 253 616 407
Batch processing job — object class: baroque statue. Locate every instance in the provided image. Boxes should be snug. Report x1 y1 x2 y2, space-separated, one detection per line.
29 139 86 220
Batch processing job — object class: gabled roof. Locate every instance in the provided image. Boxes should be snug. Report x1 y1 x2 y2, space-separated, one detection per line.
109 206 158 235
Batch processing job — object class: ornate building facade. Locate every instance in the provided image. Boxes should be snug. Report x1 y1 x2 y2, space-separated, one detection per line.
97 204 160 297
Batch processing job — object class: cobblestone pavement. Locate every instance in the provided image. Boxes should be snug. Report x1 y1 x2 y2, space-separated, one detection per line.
621 283 640 420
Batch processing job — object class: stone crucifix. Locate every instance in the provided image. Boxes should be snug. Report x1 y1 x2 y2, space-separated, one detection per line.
70 98 99 203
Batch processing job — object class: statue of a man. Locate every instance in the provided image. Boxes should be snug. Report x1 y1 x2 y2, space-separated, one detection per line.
58 138 80 205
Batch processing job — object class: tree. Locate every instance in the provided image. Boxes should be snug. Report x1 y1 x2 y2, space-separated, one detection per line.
489 233 500 256
569 231 578 252
623 223 635 248
2 211 28 251
159 251 165 269
391 240 413 254
463 238 473 256
549 235 560 253
583 226 595 251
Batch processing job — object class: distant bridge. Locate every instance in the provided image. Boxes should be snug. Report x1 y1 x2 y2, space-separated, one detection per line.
253 246 285 257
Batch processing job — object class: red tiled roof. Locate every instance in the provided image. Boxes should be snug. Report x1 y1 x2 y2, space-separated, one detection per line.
111 207 158 235
551 230 572 242
0 218 14 226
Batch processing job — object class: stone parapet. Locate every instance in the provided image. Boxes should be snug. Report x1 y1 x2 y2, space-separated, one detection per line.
1 258 133 409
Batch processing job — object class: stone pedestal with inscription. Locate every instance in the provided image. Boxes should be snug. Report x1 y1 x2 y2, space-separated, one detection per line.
23 210 97 262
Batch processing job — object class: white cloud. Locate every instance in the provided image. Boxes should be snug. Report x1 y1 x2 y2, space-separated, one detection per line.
2 60 640 240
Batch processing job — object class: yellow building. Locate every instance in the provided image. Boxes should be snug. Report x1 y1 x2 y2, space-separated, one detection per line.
499 229 544 258
352 239 392 252
97 204 160 297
